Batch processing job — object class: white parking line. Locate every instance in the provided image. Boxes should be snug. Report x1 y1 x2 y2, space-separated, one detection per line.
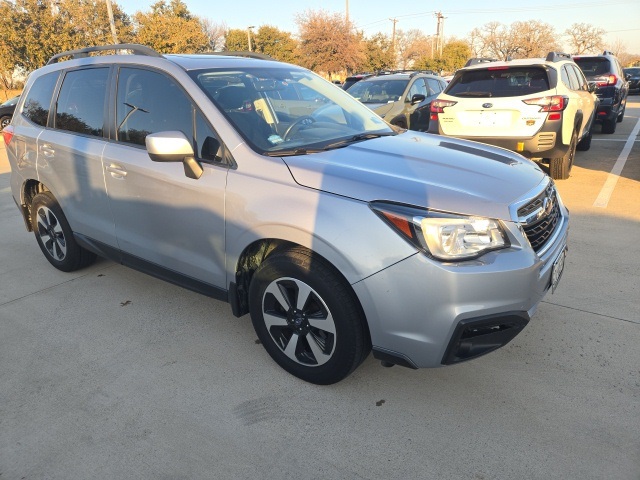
593 117 640 208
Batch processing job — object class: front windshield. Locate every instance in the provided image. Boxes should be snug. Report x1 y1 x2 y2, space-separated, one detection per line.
189 67 393 154
346 79 408 104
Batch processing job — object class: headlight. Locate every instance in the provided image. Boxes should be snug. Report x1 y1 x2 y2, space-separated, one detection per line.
371 202 510 261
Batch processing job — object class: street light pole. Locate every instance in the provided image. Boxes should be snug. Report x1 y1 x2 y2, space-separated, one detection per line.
247 26 255 52
105 0 119 44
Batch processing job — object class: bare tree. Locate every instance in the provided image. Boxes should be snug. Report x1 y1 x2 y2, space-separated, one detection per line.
394 29 432 69
512 20 558 58
565 23 605 55
200 18 227 52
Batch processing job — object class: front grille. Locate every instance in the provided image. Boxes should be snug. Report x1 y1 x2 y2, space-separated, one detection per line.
518 183 561 252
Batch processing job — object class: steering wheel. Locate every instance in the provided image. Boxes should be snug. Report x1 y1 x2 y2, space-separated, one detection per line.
283 116 316 140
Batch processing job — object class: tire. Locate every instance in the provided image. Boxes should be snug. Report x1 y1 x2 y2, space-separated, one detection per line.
576 123 593 152
549 130 577 180
31 192 96 272
602 116 617 134
0 115 10 130
249 247 370 385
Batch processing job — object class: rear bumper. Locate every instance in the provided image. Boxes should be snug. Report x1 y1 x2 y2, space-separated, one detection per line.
429 117 567 159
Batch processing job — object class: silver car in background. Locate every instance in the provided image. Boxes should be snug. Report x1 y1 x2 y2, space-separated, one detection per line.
5 45 568 384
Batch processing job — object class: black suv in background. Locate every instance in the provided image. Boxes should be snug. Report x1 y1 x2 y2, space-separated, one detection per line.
624 67 640 95
573 51 629 134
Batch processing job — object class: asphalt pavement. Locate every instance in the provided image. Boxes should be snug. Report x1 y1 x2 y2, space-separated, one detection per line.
1 102 639 479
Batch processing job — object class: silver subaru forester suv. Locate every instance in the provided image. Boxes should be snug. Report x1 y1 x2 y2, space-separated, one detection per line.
5 44 569 384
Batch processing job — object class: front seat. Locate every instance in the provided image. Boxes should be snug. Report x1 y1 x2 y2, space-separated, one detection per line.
215 86 273 149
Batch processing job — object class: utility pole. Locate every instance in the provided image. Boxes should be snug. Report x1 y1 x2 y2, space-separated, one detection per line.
435 12 445 57
389 18 398 68
105 0 119 44
346 0 349 25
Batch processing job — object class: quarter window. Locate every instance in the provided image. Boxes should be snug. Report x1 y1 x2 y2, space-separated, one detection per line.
55 68 108 136
22 72 59 127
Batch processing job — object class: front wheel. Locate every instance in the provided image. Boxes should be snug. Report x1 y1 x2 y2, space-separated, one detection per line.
249 248 370 384
31 192 96 272
0 115 10 130
549 130 577 180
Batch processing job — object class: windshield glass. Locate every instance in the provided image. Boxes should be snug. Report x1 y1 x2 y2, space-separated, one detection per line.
189 67 392 154
346 79 408 104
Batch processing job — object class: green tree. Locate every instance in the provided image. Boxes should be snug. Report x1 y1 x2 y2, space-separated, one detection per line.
296 9 364 78
416 39 471 74
0 0 133 73
134 0 209 53
254 26 299 63
361 33 394 72
224 28 250 51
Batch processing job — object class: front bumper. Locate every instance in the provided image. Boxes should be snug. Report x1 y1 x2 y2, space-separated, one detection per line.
353 207 569 368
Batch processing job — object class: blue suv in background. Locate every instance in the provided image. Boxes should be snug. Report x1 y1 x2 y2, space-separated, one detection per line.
574 51 629 134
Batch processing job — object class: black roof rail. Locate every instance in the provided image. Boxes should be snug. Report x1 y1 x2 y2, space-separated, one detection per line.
196 51 273 60
464 58 498 67
545 51 572 62
46 43 162 65
602 50 615 56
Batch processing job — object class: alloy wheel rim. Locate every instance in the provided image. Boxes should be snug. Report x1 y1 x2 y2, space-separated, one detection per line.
36 206 67 260
262 277 336 366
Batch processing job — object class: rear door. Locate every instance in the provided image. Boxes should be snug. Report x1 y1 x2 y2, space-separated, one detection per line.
36 67 117 247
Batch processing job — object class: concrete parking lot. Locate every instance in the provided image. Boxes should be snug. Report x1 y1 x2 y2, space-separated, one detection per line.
1 102 639 479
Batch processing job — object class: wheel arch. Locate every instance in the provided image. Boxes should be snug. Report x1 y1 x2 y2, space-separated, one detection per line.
19 179 50 231
229 238 371 346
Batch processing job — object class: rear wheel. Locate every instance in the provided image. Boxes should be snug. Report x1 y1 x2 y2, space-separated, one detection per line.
549 130 577 180
249 247 370 384
0 115 10 130
602 116 617 134
31 192 96 272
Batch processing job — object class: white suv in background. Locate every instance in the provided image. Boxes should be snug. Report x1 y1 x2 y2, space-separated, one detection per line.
429 52 598 180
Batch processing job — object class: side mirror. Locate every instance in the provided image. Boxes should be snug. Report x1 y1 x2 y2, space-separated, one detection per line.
587 82 597 93
410 94 426 105
146 131 203 180
625 73 631 81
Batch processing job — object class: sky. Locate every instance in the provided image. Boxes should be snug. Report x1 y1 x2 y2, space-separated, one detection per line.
116 0 640 53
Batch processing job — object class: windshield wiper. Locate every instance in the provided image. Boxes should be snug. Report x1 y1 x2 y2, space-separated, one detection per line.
323 132 396 150
264 148 325 157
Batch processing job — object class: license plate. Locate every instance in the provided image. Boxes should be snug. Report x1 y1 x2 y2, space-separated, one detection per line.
550 247 567 293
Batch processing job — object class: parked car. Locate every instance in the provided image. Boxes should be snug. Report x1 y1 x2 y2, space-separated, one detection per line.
623 67 640 95
341 73 372 90
573 51 629 133
0 95 19 130
429 52 598 180
346 71 447 131
5 44 569 384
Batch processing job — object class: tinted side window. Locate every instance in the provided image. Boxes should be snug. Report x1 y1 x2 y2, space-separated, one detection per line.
117 67 194 146
570 65 587 90
55 68 108 136
564 65 580 90
407 78 427 99
426 78 443 96
22 72 59 126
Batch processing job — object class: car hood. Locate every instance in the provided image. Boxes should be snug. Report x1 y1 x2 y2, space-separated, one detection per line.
282 132 546 220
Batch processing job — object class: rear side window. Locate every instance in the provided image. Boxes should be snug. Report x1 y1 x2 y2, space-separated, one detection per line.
446 67 550 98
55 68 109 137
22 72 59 126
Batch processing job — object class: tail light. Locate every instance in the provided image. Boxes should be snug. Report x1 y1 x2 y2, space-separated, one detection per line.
430 99 457 121
523 95 568 112
2 125 14 145
594 74 617 87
